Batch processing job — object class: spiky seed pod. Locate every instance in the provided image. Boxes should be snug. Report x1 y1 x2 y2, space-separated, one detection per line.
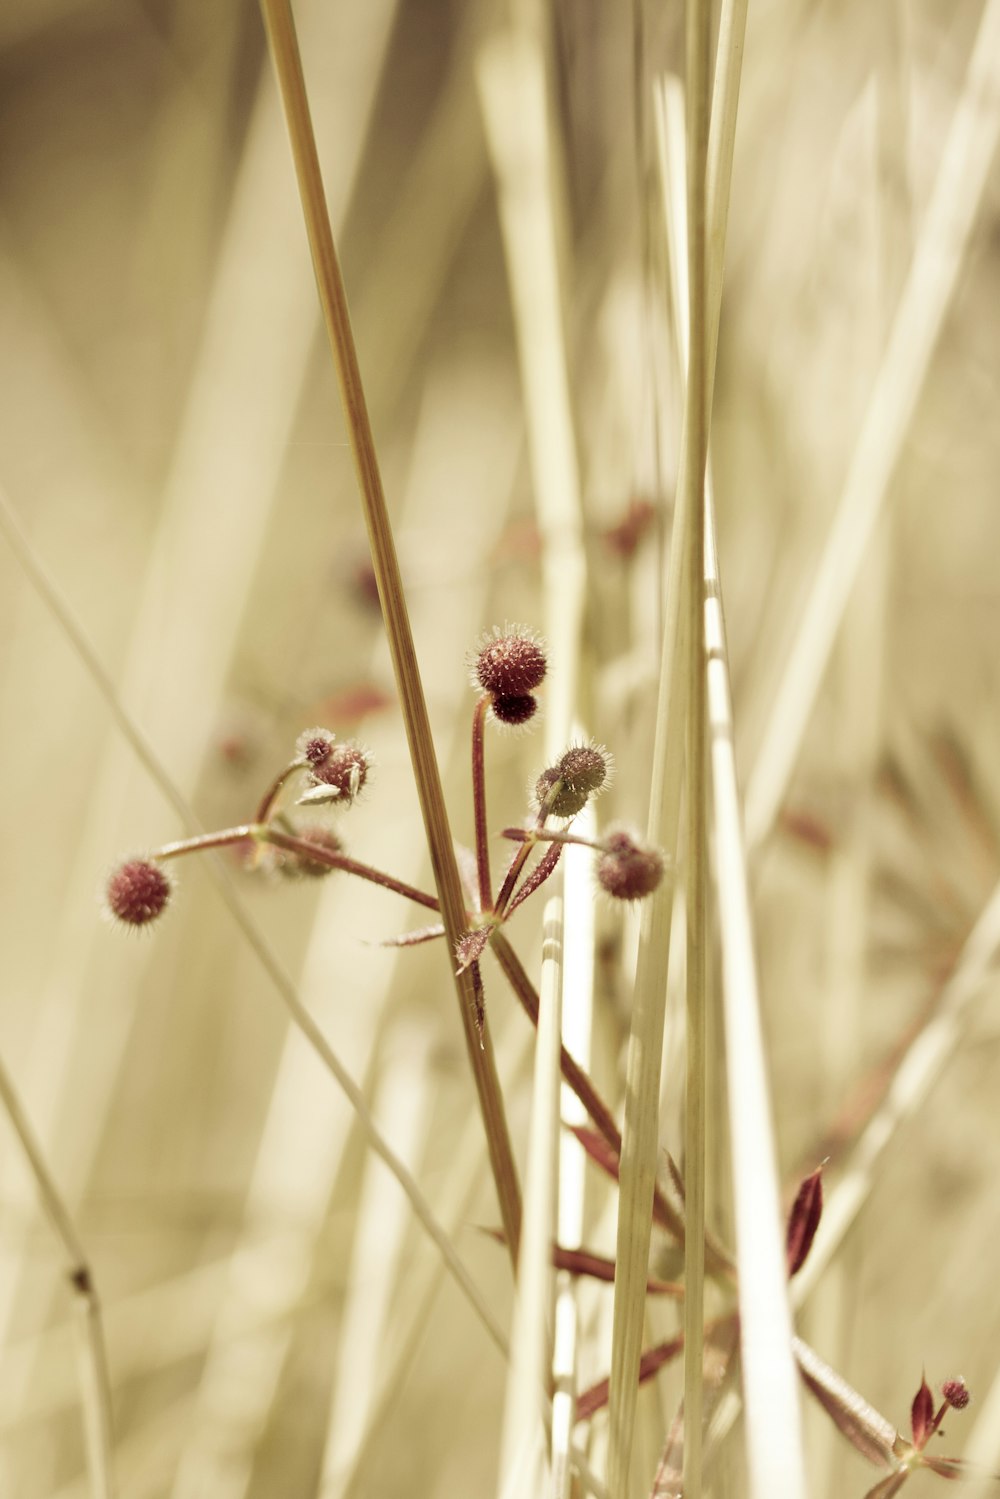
942 1379 970 1410
295 726 336 769
280 825 344 879
472 624 547 697
105 859 173 927
596 829 665 901
490 693 538 727
534 767 587 818
533 742 613 817
307 742 372 804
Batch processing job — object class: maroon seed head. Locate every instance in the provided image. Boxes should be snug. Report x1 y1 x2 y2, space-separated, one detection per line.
105 859 173 927
491 693 538 727
596 830 665 901
309 742 372 804
473 625 547 697
943 1378 970 1410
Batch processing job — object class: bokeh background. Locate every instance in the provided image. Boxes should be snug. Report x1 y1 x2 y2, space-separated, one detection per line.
1 1 999 1495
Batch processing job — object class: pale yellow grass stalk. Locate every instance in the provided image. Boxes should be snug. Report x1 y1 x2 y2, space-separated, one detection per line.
660 7 808 1494
745 0 1000 852
681 0 712 1483
0 1053 116 1499
497 899 563 1499
259 0 522 1260
477 26 593 1497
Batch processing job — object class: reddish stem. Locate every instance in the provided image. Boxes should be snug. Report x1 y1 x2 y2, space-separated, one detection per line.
261 829 441 910
156 826 256 861
493 784 564 918
153 824 441 912
471 695 493 912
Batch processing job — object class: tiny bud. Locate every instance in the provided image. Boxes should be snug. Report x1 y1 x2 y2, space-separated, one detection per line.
105 859 173 927
472 625 547 697
308 742 372 804
281 825 344 879
942 1378 970 1410
295 726 336 768
491 693 538 727
596 830 665 901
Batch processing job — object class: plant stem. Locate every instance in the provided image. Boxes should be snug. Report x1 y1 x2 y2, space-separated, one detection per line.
471 694 493 911
155 824 443 912
488 932 734 1271
258 0 521 1263
0 1052 117 1499
255 761 303 824
494 784 562 918
261 829 442 910
682 0 712 1489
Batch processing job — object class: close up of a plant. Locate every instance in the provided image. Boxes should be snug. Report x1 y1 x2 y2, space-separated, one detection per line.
1 1 1000 1497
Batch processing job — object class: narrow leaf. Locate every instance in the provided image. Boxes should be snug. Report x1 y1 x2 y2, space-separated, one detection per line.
577 1332 686 1421
570 1125 622 1182
380 923 447 948
794 1336 899 1469
786 1166 824 1276
911 1374 934 1449
506 840 563 915
554 1245 683 1297
919 1456 969 1479
569 1126 686 1242
862 1474 911 1499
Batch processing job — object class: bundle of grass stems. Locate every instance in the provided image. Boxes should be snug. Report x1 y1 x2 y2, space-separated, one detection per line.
1 1 999 1495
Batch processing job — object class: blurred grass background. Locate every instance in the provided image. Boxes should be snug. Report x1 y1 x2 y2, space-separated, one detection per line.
0 1 999 1495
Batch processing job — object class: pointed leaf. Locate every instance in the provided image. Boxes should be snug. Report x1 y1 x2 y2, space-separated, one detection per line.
664 1149 687 1206
786 1166 824 1276
380 923 447 947
911 1374 934 1449
506 839 564 915
862 1474 911 1499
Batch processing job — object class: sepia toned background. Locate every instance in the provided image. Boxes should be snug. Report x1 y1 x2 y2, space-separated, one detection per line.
1 1 999 1495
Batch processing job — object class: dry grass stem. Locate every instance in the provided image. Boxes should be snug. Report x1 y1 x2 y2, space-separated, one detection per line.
745 0 1000 851
0 1052 116 1499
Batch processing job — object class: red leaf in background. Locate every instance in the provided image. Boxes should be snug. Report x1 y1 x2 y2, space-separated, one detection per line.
786 1166 824 1276
911 1374 935 1449
780 808 834 854
569 1125 621 1184
314 681 393 725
